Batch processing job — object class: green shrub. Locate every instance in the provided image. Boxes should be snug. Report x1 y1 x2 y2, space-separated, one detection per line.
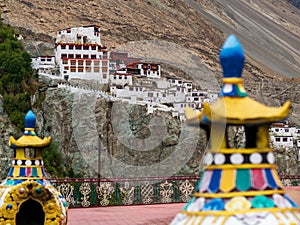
42 142 68 178
0 15 38 131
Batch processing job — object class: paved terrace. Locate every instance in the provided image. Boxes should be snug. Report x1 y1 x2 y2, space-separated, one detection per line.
68 187 300 225
68 203 184 225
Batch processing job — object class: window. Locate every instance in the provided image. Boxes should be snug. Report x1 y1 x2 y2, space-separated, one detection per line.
76 54 81 58
83 46 89 50
69 45 74 50
129 87 133 91
103 74 107 79
91 54 96 59
275 128 279 132
61 45 66 49
178 80 182 84
70 60 76 66
148 93 153 97
75 45 81 50
67 29 71 33
61 54 67 58
86 67 91 72
91 46 97 50
78 67 83 72
194 97 199 101
282 137 288 142
83 54 89 59
62 60 68 64
86 61 91 66
94 67 99 72
285 129 289 132
70 67 76 72
275 137 280 142
78 61 83 66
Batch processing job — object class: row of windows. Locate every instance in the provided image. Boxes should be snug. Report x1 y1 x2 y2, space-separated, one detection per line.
274 137 293 142
187 97 200 101
170 79 182 84
40 58 53 62
129 87 143 91
62 59 108 66
274 128 291 132
113 76 128 79
61 53 108 59
61 54 98 59
64 66 107 73
179 103 195 108
61 45 98 51
147 93 167 98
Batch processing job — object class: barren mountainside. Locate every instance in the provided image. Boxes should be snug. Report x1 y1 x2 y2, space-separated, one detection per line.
1 0 300 122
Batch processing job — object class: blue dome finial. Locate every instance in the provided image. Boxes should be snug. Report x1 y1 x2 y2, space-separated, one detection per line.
25 110 36 129
220 34 245 78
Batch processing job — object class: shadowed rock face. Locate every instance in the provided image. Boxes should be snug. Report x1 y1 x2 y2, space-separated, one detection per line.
289 0 300 9
35 78 207 178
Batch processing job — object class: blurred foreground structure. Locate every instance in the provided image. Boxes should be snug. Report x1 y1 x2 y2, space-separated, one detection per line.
0 110 68 225
171 35 300 225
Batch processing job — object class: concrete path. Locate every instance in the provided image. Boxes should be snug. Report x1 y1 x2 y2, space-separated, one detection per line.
68 188 300 225
68 203 184 225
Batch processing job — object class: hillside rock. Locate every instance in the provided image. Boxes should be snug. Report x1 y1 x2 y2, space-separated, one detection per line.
36 77 206 178
0 95 18 179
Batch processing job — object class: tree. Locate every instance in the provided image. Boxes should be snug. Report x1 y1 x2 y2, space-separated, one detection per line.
0 17 38 131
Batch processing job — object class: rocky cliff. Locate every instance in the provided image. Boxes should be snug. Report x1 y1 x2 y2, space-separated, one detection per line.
35 76 206 178
0 96 18 179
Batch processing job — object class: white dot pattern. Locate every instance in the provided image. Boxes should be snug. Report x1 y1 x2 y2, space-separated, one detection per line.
214 154 226 165
204 153 213 166
230 153 244 165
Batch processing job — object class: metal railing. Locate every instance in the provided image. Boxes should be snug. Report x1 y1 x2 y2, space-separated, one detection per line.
49 175 300 208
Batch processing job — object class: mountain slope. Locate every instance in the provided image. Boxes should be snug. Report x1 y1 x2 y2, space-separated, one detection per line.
189 0 300 78
1 0 300 79
0 0 300 125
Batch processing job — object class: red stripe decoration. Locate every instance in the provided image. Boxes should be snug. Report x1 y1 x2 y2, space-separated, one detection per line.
251 169 267 190
26 167 32 177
